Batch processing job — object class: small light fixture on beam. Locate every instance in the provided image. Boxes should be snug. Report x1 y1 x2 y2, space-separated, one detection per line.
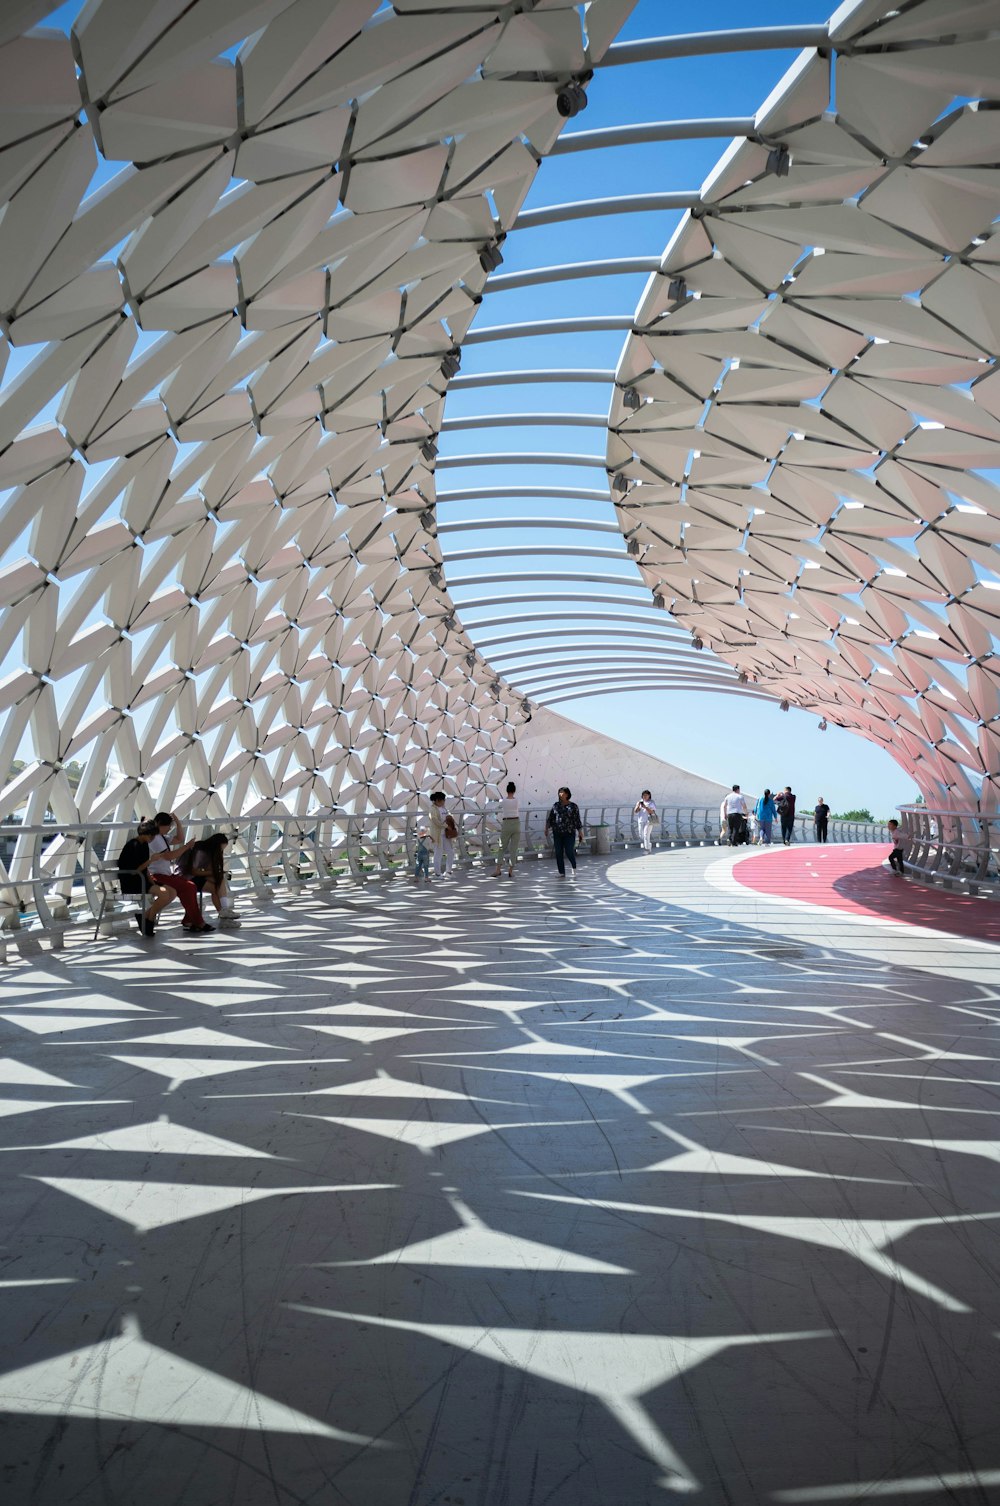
556 72 591 118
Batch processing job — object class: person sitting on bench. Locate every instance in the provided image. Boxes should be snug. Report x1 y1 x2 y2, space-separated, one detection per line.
116 821 164 936
180 832 241 926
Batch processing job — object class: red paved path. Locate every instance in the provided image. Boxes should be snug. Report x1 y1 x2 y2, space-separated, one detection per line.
731 843 1000 944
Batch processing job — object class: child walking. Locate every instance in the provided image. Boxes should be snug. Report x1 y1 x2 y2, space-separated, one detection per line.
413 829 432 883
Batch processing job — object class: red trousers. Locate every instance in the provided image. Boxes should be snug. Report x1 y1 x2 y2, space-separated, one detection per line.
155 874 203 925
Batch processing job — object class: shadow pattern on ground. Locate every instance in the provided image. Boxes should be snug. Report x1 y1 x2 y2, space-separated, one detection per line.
1 857 999 1505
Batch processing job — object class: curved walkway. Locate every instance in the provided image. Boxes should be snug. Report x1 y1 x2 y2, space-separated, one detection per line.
732 843 1000 944
1 852 999 1505
613 846 1000 984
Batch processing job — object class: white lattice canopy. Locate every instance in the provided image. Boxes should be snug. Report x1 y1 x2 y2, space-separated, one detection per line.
609 2 1000 808
0 0 634 821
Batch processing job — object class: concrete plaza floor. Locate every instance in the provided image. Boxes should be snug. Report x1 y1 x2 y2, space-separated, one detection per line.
1 846 999 1505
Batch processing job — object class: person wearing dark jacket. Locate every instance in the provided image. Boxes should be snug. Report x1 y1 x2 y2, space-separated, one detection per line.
545 787 583 877
777 786 796 845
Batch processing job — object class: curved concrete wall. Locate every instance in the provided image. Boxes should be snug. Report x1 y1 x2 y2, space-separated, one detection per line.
502 707 728 808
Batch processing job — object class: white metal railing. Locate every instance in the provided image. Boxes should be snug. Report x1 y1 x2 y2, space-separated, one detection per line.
898 806 1000 896
0 804 894 954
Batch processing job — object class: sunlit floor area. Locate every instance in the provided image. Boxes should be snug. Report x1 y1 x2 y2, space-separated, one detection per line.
2 848 1000 1505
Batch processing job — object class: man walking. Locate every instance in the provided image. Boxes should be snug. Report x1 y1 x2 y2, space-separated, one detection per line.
724 785 749 845
545 787 583 877
814 797 830 844
777 785 796 845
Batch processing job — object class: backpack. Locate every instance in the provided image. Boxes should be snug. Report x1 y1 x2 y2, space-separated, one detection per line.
444 814 458 840
117 837 147 894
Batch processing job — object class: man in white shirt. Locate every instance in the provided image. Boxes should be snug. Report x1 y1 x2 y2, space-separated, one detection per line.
494 781 520 877
724 785 749 845
145 812 214 932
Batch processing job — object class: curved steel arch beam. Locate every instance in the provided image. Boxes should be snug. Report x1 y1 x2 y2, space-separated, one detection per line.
436 486 611 503
436 451 607 470
600 26 828 66
446 544 633 565
517 667 759 697
512 671 753 698
478 626 706 652
515 195 700 230
450 370 615 388
440 413 606 431
485 258 660 292
454 591 665 613
489 645 728 671
449 569 648 588
508 645 740 671
472 614 698 642
551 118 755 156
437 517 621 536
464 316 634 344
541 680 775 707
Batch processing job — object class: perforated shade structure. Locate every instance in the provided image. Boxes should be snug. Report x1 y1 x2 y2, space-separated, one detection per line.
607 4 1000 812
0 0 997 826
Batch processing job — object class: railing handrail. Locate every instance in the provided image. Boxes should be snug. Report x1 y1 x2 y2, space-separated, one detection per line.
897 806 1000 898
0 805 896 837
0 804 896 956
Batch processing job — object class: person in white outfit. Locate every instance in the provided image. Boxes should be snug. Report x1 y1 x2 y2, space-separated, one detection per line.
634 790 656 852
724 785 749 845
428 791 455 877
494 781 520 877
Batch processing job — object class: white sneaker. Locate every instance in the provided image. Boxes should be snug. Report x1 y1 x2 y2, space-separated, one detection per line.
218 914 242 928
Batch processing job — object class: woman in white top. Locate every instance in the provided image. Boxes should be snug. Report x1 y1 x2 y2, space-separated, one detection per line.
494 781 520 878
634 790 656 852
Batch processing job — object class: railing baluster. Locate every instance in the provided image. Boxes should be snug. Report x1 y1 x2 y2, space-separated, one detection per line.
0 801 992 959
